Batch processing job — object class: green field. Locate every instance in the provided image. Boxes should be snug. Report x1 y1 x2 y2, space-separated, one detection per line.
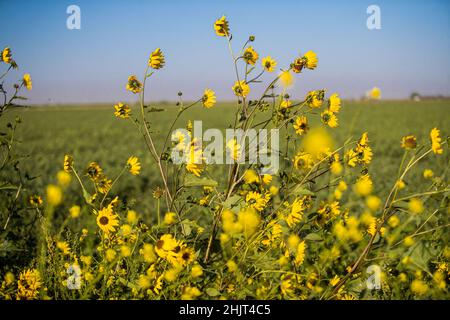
3 100 449 216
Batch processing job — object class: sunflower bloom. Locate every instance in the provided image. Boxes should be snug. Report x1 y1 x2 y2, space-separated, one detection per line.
294 241 306 266
202 89 216 108
306 90 324 108
16 269 42 300
321 110 338 128
114 102 131 119
279 70 294 88
86 162 103 181
63 154 73 172
227 138 241 161
127 156 141 175
232 80 250 98
22 74 32 90
293 116 309 135
214 16 230 37
369 87 381 100
243 46 259 65
280 99 292 109
430 128 443 155
96 207 119 234
126 75 142 94
1 47 12 64
148 48 165 69
328 93 341 113
262 56 277 72
401 135 417 149
245 191 268 212
303 51 318 69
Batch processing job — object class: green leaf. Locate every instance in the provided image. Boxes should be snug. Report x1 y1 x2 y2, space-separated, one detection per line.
205 288 221 297
223 195 242 209
0 181 19 191
181 219 192 237
304 233 323 241
83 189 95 205
184 175 218 187
291 185 314 196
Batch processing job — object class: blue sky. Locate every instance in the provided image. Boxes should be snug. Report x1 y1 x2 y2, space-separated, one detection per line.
1 0 449 104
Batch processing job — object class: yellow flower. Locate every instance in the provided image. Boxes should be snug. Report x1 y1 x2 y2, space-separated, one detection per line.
301 127 334 159
227 138 241 161
155 234 179 260
401 135 417 149
181 286 201 300
69 205 81 218
354 174 373 196
16 269 41 300
191 264 203 278
227 260 238 272
164 212 177 225
178 246 195 266
232 80 250 98
126 75 142 94
286 197 306 227
306 90 324 108
202 89 216 108
366 195 381 211
294 241 306 266
262 174 272 185
86 162 103 181
47 184 62 206
80 256 92 267
22 74 32 90
430 128 443 155
114 102 131 119
243 46 259 65
279 70 294 88
408 198 424 214
214 16 230 37
95 207 119 234
280 99 292 109
1 47 12 64
328 93 341 113
63 154 73 172
321 110 338 128
368 87 381 99
126 210 138 224
57 170 71 187
56 241 71 255
262 56 277 72
396 179 406 190
303 50 318 69
317 201 341 224
243 169 259 184
127 156 141 175
329 275 340 287
106 248 117 262
387 215 400 228
294 152 314 170
140 243 156 263
293 116 309 135
186 144 205 177
245 191 268 212
423 169 434 179
411 279 428 296
148 48 165 69
96 175 112 194
238 208 261 237
404 236 415 247
120 245 131 257
29 195 43 207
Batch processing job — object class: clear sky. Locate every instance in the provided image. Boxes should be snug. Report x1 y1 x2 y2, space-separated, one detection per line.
1 0 449 104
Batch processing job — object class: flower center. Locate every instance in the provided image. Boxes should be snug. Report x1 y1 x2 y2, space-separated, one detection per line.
99 216 109 225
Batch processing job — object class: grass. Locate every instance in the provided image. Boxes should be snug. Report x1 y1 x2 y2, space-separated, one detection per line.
3 100 450 220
